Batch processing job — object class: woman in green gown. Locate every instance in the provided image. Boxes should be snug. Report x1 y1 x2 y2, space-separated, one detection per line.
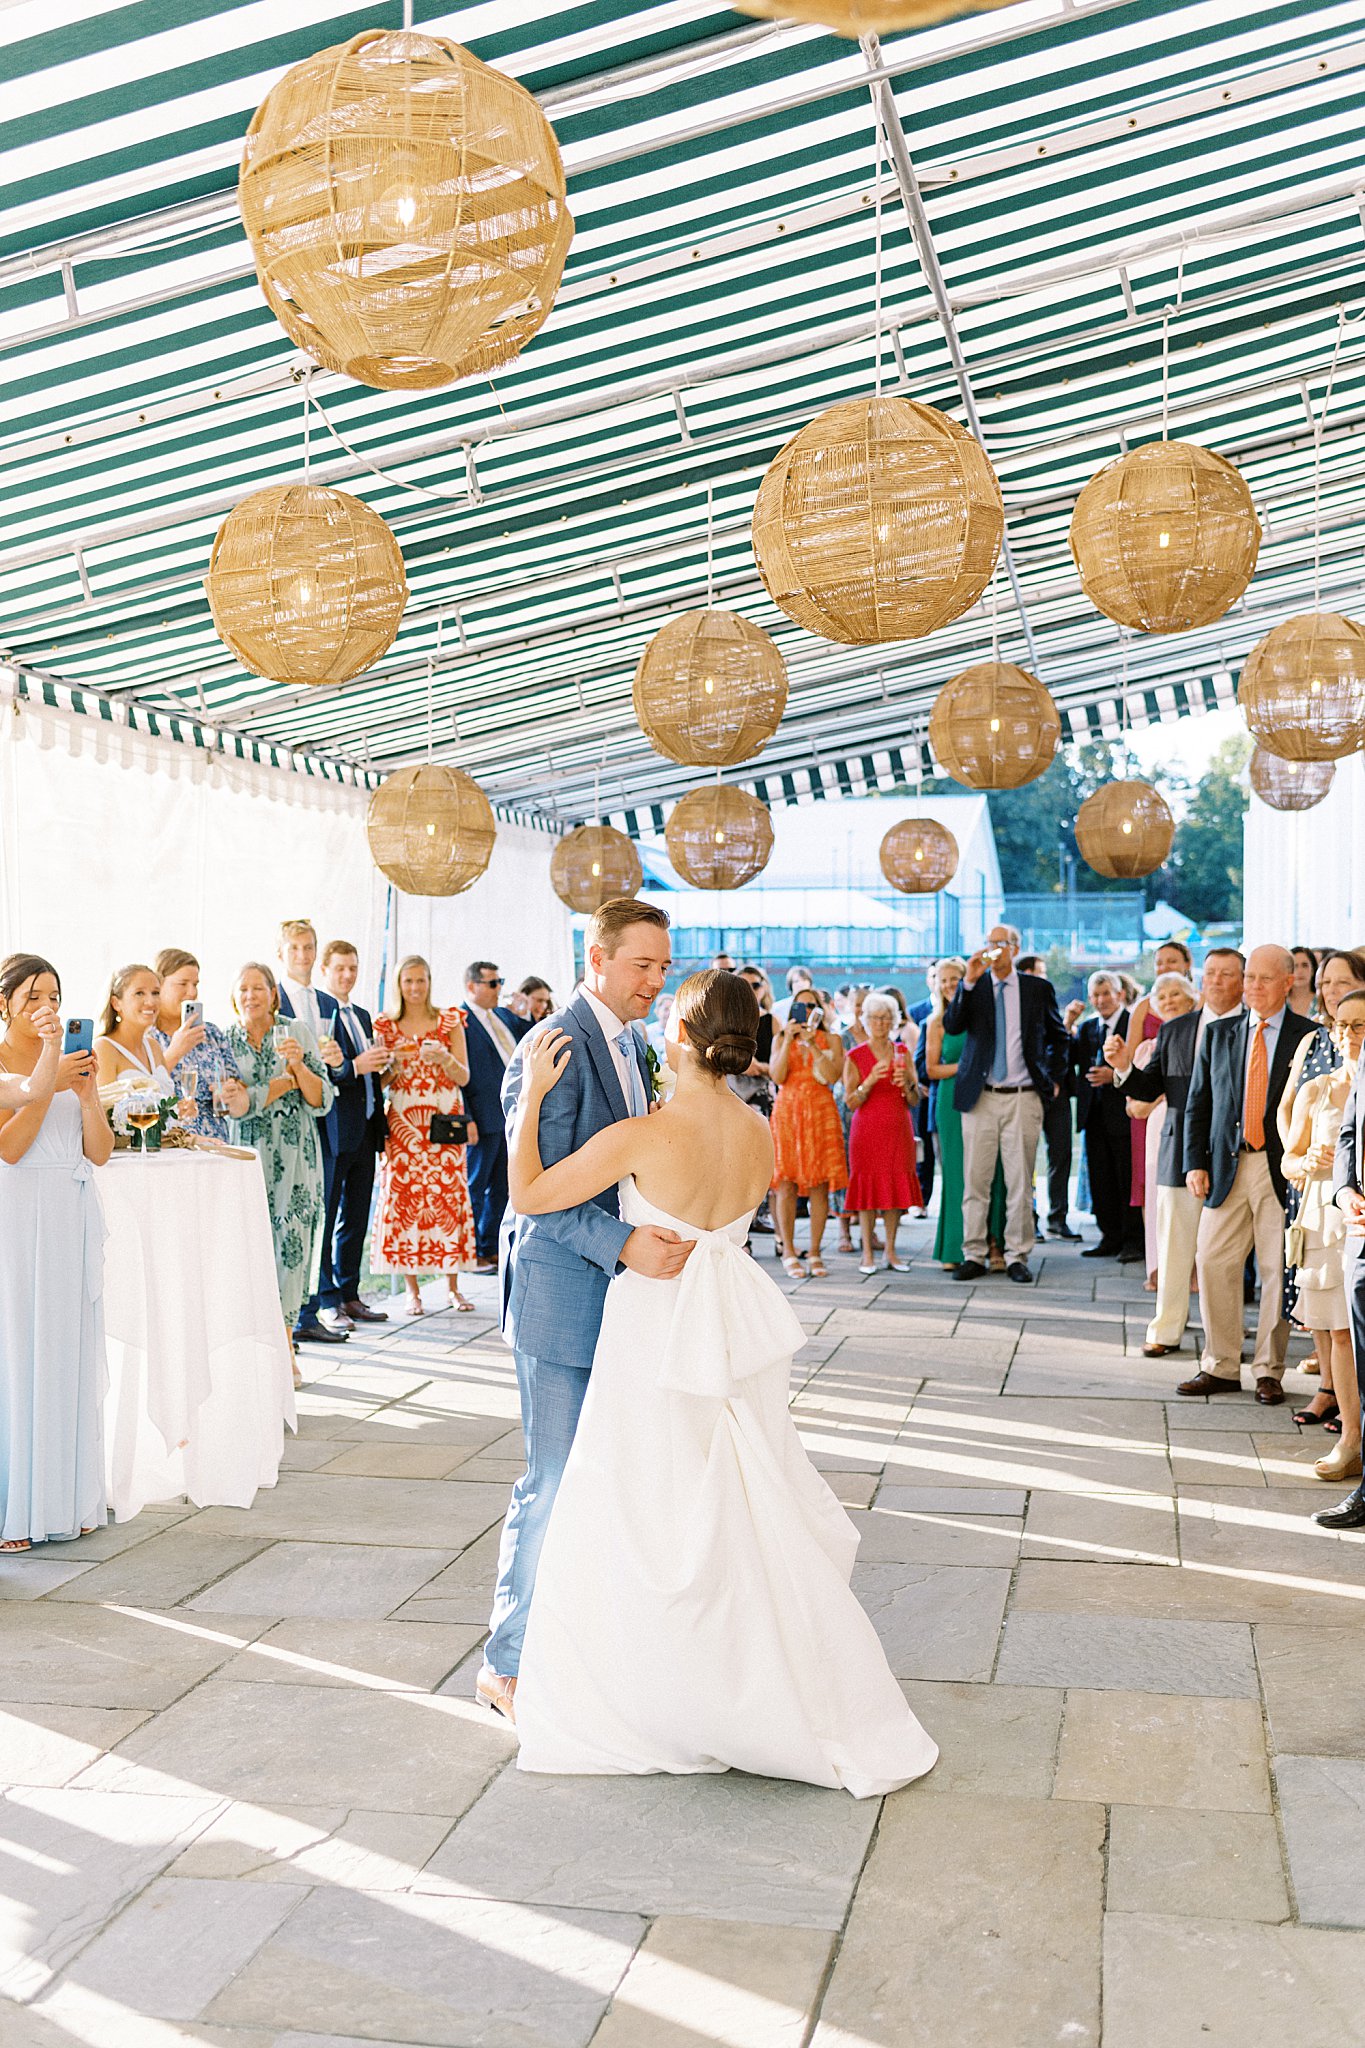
928 958 1005 1267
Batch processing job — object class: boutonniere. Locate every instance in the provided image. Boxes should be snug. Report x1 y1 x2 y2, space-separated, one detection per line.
644 1043 662 1103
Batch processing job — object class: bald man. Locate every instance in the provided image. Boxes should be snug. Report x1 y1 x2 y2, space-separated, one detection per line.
1178 945 1319 1404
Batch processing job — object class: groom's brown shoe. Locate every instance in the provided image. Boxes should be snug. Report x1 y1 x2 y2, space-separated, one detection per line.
475 1666 517 1726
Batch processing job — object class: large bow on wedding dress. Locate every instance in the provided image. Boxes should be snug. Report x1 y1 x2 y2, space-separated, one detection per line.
654 1228 807 1398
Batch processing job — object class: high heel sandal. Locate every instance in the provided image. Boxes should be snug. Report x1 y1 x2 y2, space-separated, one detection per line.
1315 1441 1363 1482
1293 1400 1339 1430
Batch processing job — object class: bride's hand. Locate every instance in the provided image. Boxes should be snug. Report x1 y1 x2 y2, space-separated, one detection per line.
525 1026 572 1098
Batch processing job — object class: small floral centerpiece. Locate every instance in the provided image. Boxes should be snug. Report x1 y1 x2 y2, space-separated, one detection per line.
108 1069 177 1152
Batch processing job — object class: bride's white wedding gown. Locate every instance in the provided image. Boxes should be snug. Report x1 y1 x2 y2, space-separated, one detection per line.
514 1180 938 1797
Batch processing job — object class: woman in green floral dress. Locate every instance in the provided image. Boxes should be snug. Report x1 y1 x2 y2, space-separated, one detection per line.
226 963 334 1360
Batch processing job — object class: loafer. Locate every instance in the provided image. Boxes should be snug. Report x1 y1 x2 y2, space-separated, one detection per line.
1006 1260 1034 1284
1081 1242 1119 1259
294 1322 349 1345
1176 1370 1242 1396
1312 1485 1365 1529
952 1259 989 1281
1254 1377 1286 1406
342 1299 389 1324
1143 1341 1182 1358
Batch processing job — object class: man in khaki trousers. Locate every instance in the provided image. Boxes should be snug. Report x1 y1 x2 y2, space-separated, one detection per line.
1178 946 1318 1406
943 924 1070 1286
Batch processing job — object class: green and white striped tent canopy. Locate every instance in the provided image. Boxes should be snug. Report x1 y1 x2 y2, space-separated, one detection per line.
3 0 1363 833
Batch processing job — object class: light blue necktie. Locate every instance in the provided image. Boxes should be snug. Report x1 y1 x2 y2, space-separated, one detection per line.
615 1029 648 1117
991 981 1009 1083
343 1007 376 1117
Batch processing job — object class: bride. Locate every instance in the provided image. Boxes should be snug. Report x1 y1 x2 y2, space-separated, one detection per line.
505 967 937 1798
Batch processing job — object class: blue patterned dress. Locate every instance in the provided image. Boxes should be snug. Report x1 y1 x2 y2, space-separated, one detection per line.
150 1019 239 1142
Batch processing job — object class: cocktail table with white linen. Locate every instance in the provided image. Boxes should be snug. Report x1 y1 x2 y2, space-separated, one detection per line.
99 1149 296 1519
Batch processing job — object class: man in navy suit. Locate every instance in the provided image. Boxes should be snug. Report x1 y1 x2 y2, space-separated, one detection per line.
1179 945 1317 1405
276 917 347 1347
944 923 1070 1284
316 940 390 1334
462 959 532 1271
1070 972 1142 1262
1319 1004 1365 1526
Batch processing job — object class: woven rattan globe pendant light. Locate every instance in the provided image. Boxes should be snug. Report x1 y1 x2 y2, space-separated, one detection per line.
752 395 1003 645
205 484 408 684
879 817 959 894
366 764 496 896
1249 745 1335 812
665 785 774 891
1238 614 1365 761
928 661 1060 790
1070 441 1260 633
1075 780 1174 880
550 824 643 913
634 610 787 767
736 2 1019 33
240 29 573 391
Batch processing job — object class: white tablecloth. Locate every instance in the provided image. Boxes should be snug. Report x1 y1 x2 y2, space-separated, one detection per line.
99 1150 296 1520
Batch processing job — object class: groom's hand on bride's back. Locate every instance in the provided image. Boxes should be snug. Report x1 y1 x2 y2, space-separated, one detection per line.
621 1227 694 1279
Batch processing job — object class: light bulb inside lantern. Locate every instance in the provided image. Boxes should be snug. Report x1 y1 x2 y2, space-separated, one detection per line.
1121 818 1134 835
989 716 1000 733
702 676 714 696
714 829 725 845
591 860 601 877
876 522 889 542
426 821 436 837
1157 531 1171 549
395 190 417 229
1310 675 1323 696
913 846 924 862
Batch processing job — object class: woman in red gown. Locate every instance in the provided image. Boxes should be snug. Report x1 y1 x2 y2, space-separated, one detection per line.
842 990 921 1273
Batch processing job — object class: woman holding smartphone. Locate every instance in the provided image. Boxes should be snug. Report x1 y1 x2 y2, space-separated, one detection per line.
371 955 477 1314
770 991 847 1279
226 963 332 1372
0 953 114 1550
150 948 248 1139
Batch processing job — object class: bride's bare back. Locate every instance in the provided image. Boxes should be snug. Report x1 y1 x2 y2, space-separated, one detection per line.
624 1082 773 1231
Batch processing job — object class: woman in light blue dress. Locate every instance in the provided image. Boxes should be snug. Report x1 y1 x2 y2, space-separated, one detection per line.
0 953 114 1550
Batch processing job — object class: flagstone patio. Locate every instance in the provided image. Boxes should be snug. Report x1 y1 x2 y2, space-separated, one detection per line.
3 1229 1363 2047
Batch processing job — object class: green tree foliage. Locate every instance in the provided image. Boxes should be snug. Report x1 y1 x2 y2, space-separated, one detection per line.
1156 733 1251 925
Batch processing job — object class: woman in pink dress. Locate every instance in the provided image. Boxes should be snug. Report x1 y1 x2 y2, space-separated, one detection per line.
372 955 477 1314
842 991 921 1274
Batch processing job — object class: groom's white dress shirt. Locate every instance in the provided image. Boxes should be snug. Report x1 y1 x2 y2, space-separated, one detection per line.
579 987 647 1117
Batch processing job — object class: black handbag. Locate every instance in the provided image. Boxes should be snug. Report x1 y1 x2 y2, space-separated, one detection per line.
429 1112 470 1146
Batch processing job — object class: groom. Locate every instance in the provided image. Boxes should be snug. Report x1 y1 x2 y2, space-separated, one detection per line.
478 897 694 1721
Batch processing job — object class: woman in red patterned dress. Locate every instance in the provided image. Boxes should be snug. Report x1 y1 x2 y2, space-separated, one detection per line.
372 955 477 1314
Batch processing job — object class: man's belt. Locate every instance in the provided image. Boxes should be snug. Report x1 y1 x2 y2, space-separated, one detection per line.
983 1082 1030 1094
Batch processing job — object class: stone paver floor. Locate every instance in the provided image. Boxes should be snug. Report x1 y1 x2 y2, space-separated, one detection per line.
3 1226 1365 2046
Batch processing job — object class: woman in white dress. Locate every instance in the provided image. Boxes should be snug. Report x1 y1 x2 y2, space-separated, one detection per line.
504 968 937 1799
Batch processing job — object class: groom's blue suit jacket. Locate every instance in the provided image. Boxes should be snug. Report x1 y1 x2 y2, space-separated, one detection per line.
499 991 651 1372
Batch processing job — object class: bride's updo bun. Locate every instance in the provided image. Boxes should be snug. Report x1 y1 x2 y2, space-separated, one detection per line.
673 969 759 1079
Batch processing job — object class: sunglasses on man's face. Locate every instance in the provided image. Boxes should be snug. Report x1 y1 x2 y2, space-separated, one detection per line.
480 977 503 988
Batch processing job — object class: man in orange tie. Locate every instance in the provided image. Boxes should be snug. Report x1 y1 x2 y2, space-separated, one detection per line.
1178 945 1318 1404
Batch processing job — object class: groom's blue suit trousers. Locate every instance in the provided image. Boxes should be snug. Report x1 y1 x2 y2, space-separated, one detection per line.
485 1349 590 1676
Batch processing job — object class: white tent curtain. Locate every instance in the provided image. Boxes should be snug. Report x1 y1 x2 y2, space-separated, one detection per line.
1242 763 1365 950
0 698 575 1025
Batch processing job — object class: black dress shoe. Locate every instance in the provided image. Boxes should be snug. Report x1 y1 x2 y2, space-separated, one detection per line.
1049 1224 1082 1241
1312 1485 1365 1529
952 1259 989 1281
294 1322 349 1344
1006 1260 1034 1284
342 1299 389 1323
1119 1247 1145 1264
1081 1242 1119 1259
